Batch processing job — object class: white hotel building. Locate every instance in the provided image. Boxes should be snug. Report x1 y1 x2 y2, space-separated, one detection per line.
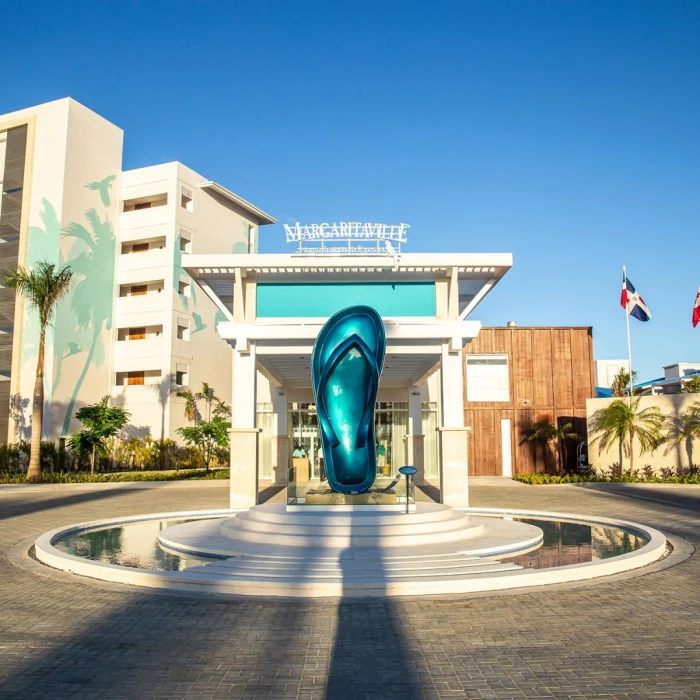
0 97 527 507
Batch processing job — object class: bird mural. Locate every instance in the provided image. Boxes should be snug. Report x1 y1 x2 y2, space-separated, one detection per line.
84 175 117 207
192 312 207 333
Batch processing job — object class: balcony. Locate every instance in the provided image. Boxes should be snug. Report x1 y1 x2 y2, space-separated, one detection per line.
118 247 169 274
112 383 168 404
114 337 165 363
119 207 172 231
116 292 170 316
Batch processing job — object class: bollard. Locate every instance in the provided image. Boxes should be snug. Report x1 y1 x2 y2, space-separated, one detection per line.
398 465 417 514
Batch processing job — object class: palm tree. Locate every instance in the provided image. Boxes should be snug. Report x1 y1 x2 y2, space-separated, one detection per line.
682 375 700 393
589 398 665 473
197 382 220 421
524 419 580 473
665 402 700 468
610 368 638 397
5 262 73 481
176 389 199 425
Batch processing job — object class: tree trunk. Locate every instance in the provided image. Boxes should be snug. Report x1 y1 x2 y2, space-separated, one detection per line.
629 428 635 474
618 440 624 472
26 332 46 482
91 443 96 475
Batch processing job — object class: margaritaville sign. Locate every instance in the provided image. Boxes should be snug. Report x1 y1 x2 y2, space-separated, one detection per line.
283 222 409 255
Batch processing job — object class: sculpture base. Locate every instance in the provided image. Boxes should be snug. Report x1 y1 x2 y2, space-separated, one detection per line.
288 475 413 508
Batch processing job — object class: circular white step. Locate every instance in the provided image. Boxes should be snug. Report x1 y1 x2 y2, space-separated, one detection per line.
159 503 542 561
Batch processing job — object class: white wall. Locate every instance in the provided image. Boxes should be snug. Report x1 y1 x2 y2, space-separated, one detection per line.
0 98 124 440
594 359 630 389
117 162 257 441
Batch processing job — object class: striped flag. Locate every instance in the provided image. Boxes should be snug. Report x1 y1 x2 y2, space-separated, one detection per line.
621 273 652 322
693 286 700 328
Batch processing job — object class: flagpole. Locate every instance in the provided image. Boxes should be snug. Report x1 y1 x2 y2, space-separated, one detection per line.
623 265 633 398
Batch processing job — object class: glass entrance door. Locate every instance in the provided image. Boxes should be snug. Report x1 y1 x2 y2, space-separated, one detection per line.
290 402 408 480
288 401 413 506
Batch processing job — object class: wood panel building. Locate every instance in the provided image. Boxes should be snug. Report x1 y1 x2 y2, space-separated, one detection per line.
463 326 595 476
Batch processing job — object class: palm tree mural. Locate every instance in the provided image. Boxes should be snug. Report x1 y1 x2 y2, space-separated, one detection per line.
84 175 117 207
60 206 117 435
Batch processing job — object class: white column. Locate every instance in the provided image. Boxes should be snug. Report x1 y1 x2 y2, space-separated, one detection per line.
406 385 425 483
439 342 470 506
271 387 289 486
230 341 260 508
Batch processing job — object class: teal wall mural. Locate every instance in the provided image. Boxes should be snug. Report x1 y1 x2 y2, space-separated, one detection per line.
59 202 117 434
231 219 250 254
20 178 118 437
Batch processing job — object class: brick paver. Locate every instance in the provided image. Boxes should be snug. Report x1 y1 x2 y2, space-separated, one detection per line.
0 479 699 699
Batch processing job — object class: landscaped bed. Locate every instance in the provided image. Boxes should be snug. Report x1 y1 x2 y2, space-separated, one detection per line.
514 471 700 485
0 468 230 484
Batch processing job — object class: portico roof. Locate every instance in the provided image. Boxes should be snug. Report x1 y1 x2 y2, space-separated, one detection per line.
184 252 511 275
183 252 512 320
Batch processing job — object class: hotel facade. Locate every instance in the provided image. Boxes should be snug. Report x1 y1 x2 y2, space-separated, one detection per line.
0 98 595 505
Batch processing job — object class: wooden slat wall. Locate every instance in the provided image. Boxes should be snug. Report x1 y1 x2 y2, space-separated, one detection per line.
464 327 594 475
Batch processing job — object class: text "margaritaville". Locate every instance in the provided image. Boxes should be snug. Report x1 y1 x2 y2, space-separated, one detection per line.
283 222 409 242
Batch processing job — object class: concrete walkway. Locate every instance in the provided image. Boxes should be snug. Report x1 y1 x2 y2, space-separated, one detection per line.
0 477 699 699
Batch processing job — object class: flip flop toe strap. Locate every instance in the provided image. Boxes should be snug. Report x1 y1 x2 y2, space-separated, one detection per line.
316 334 380 450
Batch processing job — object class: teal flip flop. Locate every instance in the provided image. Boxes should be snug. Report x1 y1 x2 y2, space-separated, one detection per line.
311 306 386 493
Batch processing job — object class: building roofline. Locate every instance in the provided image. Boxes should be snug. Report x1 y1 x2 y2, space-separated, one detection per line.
481 326 593 331
183 252 512 274
199 181 277 225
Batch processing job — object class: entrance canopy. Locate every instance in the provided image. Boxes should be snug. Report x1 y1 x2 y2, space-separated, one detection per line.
184 252 513 390
183 251 512 508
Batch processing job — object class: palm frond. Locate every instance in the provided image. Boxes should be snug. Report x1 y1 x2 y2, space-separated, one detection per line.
63 222 95 251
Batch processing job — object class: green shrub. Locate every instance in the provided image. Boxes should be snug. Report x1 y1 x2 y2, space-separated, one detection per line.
0 468 230 484
513 471 700 485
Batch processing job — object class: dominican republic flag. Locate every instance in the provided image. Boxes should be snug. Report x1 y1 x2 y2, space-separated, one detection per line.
693 286 700 328
621 273 652 322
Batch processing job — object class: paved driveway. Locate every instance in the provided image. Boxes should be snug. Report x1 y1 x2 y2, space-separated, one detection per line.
0 479 698 699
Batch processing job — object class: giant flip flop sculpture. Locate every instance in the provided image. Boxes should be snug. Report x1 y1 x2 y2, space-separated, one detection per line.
311 306 386 494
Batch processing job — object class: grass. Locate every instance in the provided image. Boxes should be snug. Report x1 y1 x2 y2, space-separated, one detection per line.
513 473 700 485
0 468 230 484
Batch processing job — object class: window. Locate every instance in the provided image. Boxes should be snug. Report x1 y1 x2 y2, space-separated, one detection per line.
178 280 190 297
132 242 149 253
127 371 145 386
466 354 510 402
181 187 193 211
176 322 189 341
179 232 192 253
131 285 147 296
175 370 188 386
128 327 146 341
248 224 257 254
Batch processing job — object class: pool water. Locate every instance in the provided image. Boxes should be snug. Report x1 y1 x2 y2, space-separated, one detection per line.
54 518 219 572
501 518 646 568
53 515 648 573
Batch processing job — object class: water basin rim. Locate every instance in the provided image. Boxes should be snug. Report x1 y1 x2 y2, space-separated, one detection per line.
36 506 666 581
42 506 663 548
461 506 665 544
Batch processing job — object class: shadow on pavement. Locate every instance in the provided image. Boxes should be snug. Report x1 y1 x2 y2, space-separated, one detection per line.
0 487 137 523
579 483 700 513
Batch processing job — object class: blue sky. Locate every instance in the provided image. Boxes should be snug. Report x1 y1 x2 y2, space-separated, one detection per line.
3 0 699 380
